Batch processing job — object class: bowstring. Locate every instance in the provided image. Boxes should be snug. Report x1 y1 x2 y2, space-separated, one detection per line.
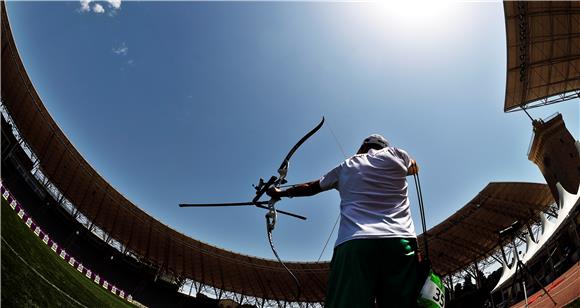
316 123 347 262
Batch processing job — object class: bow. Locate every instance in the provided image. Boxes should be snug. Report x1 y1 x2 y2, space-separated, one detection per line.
179 117 324 302
251 117 325 302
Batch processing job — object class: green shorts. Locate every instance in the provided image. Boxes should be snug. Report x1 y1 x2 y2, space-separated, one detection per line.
325 238 419 308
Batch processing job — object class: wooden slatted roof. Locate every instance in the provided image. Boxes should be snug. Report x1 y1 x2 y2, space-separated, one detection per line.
504 1 580 112
420 182 554 275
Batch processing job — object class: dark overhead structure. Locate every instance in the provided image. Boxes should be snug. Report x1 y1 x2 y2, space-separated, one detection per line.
0 2 559 303
504 1 580 112
528 114 580 203
421 182 554 276
505 1 580 203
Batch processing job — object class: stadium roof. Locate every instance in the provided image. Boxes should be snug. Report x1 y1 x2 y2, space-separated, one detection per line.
422 182 554 275
1 3 555 302
504 1 580 112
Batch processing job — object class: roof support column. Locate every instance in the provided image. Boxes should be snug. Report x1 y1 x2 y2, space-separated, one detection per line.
71 207 80 220
445 275 454 300
527 223 536 243
16 132 26 147
499 243 509 266
490 253 502 264
473 262 482 289
188 279 194 296
57 191 66 205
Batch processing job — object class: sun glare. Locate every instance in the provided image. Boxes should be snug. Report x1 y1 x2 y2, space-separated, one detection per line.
341 0 463 48
380 1 454 23
364 1 459 32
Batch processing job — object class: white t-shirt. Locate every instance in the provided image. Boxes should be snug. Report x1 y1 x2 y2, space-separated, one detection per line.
319 147 416 247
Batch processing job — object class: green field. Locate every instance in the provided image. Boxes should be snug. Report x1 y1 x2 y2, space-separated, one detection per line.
1 197 135 307
566 298 580 308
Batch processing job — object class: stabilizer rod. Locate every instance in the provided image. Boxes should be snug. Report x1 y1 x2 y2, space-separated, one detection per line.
179 202 307 220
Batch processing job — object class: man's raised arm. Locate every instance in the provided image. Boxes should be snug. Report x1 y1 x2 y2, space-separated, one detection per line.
267 180 323 199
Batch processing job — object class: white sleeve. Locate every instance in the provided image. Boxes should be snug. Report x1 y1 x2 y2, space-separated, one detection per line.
394 148 412 168
319 164 341 191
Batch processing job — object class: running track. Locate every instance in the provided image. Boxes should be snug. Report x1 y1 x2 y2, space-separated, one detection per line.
512 261 579 307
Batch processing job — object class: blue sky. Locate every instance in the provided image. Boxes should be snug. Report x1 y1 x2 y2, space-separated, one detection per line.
6 1 579 261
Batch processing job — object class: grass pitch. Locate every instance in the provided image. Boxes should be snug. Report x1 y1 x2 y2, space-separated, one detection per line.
1 197 135 307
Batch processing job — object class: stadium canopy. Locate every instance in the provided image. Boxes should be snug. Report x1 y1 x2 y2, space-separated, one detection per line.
422 182 554 275
1 3 555 302
504 1 580 112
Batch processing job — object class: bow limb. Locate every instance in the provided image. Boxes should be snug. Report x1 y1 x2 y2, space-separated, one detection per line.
276 117 325 182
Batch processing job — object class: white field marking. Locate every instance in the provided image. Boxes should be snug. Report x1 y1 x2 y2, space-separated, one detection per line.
1 237 88 308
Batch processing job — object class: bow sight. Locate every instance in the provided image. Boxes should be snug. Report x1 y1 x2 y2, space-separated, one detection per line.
252 176 279 232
